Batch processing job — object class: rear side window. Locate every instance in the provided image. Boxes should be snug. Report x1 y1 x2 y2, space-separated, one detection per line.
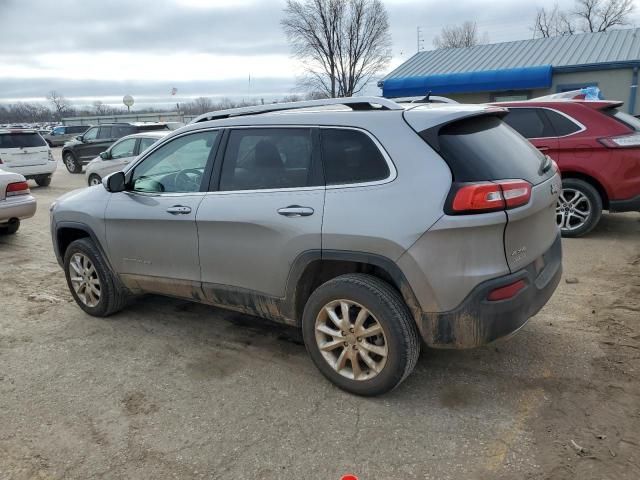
605 108 640 131
0 133 47 148
138 137 158 153
97 126 113 139
502 108 551 139
320 129 389 185
426 115 552 185
543 110 582 136
220 128 315 191
69 125 88 134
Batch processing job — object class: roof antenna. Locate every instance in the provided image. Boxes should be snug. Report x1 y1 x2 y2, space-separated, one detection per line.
418 91 432 103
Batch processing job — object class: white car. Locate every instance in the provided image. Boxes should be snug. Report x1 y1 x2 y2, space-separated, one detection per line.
0 169 36 234
0 129 57 186
85 131 169 186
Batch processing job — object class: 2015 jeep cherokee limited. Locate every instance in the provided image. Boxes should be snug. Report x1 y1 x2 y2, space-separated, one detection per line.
50 97 562 396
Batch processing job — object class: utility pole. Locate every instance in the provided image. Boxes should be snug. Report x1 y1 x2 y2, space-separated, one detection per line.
417 26 425 52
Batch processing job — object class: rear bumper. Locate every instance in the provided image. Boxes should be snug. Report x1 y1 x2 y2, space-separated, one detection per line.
420 233 562 349
0 194 37 223
5 162 57 178
609 194 640 212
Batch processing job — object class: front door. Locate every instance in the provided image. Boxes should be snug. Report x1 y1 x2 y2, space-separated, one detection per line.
104 129 221 297
197 127 324 306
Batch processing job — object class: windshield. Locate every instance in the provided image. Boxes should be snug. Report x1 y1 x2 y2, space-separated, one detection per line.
0 133 48 148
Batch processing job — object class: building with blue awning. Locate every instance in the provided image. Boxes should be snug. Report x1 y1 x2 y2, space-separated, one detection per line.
379 28 640 114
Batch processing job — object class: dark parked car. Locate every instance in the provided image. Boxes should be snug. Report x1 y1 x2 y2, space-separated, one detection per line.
42 125 89 147
61 122 172 173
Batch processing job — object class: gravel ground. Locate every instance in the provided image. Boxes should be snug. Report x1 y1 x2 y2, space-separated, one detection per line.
1 148 639 480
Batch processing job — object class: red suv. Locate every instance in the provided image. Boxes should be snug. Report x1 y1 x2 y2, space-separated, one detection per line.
493 100 640 237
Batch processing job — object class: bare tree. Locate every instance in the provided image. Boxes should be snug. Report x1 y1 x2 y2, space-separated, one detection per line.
93 101 108 116
533 0 634 38
190 97 214 114
574 0 634 32
282 0 391 98
433 21 486 49
46 90 70 120
533 3 576 37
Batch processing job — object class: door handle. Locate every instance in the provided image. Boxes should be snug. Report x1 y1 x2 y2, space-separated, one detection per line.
277 205 314 217
536 146 550 152
166 205 192 215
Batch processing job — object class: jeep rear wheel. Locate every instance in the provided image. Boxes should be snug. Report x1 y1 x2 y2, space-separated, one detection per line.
63 152 81 173
302 274 420 396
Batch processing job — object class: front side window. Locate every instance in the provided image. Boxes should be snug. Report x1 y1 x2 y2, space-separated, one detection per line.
110 138 136 159
83 127 99 141
130 130 218 193
219 128 314 191
52 127 65 135
320 129 390 185
502 108 551 139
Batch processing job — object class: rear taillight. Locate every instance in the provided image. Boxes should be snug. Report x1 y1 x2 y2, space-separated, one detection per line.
487 279 527 301
48 151 55 162
449 180 531 215
599 132 640 148
6 181 30 197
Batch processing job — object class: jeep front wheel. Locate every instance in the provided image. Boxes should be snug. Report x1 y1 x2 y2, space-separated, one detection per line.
302 274 420 396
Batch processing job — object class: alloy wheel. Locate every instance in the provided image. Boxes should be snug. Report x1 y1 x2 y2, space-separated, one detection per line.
64 155 75 170
556 188 592 232
89 175 101 186
314 299 388 381
68 253 101 307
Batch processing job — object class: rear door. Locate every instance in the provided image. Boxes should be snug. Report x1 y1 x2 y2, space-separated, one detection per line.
435 115 561 272
0 132 49 169
196 127 324 300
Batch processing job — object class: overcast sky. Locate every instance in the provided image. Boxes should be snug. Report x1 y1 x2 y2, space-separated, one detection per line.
0 0 638 108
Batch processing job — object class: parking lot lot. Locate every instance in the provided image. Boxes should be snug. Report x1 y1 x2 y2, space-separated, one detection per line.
0 147 638 479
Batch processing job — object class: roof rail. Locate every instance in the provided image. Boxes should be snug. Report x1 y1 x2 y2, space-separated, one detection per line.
191 96 403 123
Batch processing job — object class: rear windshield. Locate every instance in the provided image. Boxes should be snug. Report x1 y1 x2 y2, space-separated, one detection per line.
0 133 47 149
423 115 553 185
136 124 170 132
605 108 640 131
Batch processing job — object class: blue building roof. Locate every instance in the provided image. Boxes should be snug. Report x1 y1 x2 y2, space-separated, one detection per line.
381 28 640 97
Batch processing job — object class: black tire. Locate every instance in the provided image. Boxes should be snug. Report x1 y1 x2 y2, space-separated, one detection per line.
88 174 102 187
35 175 52 187
0 219 20 235
63 238 129 317
558 178 602 238
302 274 420 396
63 151 82 173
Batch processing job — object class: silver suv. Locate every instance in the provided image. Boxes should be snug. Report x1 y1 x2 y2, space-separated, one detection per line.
50 97 562 396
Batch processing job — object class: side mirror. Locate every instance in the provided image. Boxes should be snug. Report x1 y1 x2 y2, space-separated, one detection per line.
104 171 126 193
99 151 111 160
75 135 83 142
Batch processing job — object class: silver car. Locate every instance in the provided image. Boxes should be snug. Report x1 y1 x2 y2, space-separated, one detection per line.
85 131 169 186
50 97 562 396
42 125 89 147
0 169 36 234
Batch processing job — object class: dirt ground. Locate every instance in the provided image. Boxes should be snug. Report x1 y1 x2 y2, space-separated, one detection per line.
1 149 639 480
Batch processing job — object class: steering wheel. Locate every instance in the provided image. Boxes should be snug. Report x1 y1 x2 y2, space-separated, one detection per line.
175 168 203 192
